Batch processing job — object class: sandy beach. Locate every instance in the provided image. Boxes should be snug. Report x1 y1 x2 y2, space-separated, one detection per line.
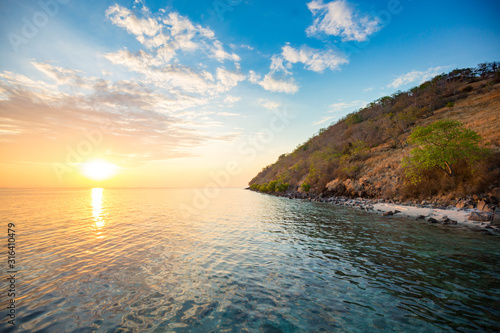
372 202 499 231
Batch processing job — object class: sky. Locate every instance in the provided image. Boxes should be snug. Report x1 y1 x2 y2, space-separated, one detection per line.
0 0 499 188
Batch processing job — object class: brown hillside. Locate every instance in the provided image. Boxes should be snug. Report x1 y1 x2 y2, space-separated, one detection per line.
249 63 500 203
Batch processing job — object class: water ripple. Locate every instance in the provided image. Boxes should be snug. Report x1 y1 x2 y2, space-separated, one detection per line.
1 188 499 332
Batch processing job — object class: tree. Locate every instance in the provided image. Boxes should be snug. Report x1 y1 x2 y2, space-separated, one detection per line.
402 120 488 184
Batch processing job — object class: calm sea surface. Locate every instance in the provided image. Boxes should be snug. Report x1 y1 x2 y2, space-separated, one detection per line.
1 188 500 332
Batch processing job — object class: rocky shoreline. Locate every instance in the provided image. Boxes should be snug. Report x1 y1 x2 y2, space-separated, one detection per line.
247 189 500 233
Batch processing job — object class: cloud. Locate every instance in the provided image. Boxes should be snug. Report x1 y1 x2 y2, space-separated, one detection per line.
258 74 299 94
387 66 447 89
306 0 381 42
248 70 298 94
257 98 281 110
214 68 245 94
211 40 241 63
312 115 337 126
0 60 237 166
106 5 161 37
104 5 245 97
223 95 241 105
106 5 239 65
31 62 98 89
329 100 366 112
248 70 261 83
280 44 348 73
313 99 367 126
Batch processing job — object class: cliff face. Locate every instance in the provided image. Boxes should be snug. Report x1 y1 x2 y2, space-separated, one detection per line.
249 63 500 204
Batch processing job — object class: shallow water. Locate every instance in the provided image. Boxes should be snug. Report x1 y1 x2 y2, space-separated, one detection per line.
1 188 499 332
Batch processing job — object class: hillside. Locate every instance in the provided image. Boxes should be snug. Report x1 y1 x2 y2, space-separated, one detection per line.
249 62 500 205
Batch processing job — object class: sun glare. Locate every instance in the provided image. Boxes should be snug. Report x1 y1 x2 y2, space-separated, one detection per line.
80 160 118 181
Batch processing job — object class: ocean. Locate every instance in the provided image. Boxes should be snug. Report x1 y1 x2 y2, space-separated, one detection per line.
1 188 499 332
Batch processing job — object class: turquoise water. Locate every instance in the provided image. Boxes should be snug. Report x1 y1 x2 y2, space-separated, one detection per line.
1 188 499 332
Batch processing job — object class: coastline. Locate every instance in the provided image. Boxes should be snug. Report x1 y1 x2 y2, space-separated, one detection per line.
247 189 500 233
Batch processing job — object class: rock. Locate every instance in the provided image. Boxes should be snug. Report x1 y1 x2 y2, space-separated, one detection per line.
477 200 488 211
456 201 467 209
394 210 401 214
489 188 500 202
427 217 439 223
326 179 346 194
416 215 426 220
468 212 493 222
382 211 394 216
492 213 500 226
441 217 456 225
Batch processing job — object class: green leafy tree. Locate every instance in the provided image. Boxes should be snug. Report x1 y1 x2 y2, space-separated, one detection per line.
402 120 488 184
275 182 289 192
267 180 277 192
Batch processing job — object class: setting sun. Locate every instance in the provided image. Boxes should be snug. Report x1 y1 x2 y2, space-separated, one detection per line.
80 160 118 181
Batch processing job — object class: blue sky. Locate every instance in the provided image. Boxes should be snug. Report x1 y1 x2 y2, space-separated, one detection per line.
0 0 499 187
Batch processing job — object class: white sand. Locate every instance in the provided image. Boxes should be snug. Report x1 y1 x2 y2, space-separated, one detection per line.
372 203 496 229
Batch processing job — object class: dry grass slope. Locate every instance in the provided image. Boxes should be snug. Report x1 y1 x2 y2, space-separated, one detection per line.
249 63 500 203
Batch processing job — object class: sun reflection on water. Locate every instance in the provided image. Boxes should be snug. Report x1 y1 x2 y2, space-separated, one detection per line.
91 188 105 235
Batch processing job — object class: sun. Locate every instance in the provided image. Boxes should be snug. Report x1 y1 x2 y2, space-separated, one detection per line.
80 160 119 181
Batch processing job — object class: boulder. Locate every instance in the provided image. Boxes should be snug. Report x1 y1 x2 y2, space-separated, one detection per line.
416 215 426 220
427 217 439 223
442 217 457 225
492 214 500 226
489 187 500 202
468 211 493 222
382 211 394 216
477 200 489 211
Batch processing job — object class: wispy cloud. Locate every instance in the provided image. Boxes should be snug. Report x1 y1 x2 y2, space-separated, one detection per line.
104 5 245 97
0 2 250 167
106 5 240 64
312 115 337 126
256 98 281 110
278 44 348 73
387 66 447 89
0 65 236 166
313 99 366 126
329 100 366 112
223 95 241 105
306 0 381 42
248 71 299 94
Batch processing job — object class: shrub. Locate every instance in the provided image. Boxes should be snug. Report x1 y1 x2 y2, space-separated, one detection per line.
301 183 311 192
275 182 289 192
402 120 489 184
345 113 363 127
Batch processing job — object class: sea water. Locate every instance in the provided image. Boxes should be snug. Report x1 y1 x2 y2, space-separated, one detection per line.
1 188 499 332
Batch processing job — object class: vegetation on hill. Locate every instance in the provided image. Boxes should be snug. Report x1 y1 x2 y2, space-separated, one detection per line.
249 62 500 203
